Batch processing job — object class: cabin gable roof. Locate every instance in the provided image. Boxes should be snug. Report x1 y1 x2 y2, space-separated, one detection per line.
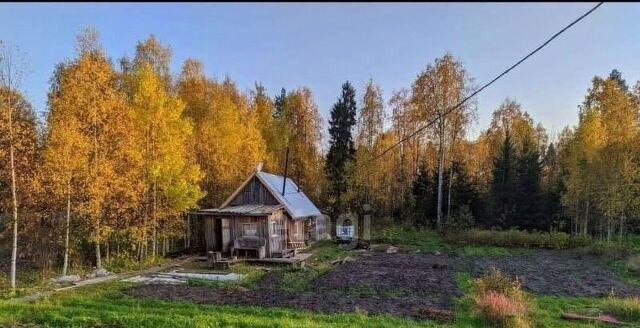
219 170 321 219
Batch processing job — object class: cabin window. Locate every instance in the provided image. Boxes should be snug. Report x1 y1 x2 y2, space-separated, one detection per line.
270 216 285 238
242 223 258 237
292 220 303 240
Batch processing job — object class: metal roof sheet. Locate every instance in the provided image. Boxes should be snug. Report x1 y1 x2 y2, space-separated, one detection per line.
255 171 322 219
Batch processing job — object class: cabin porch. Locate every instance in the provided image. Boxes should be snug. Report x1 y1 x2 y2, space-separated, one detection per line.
191 206 313 260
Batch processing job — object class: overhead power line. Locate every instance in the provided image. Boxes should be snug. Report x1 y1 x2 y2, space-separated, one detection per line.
362 2 604 167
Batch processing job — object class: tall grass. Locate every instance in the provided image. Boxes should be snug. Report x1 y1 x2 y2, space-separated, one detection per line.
600 296 640 322
371 225 444 252
445 229 592 249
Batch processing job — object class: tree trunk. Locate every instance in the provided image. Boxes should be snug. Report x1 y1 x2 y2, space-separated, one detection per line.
583 201 589 236
151 126 158 258
62 184 71 277
91 90 101 271
447 165 454 219
105 239 110 262
8 92 18 290
436 124 445 229
152 179 157 257
618 215 625 245
162 236 166 257
95 242 102 270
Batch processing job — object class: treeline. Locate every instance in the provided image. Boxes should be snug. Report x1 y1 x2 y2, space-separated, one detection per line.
1 30 639 286
327 58 640 244
0 30 325 286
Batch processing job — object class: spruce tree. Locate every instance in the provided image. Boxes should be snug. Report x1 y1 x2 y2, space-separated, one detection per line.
515 138 544 230
412 163 431 226
491 132 517 228
449 161 480 219
326 81 357 215
273 87 287 119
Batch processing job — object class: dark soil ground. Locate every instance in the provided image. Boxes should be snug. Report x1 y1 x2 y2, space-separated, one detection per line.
127 253 462 320
127 250 640 320
467 250 640 297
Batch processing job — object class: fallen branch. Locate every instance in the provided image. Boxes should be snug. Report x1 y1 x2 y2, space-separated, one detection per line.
330 256 355 265
417 308 454 323
561 313 628 326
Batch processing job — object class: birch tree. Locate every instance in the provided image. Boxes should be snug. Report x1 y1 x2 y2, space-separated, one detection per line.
0 42 31 289
47 29 142 270
130 62 203 257
178 62 264 208
42 65 88 276
411 54 474 229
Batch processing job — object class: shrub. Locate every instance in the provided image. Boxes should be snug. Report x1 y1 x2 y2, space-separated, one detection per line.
600 296 640 322
582 242 633 260
474 268 518 296
103 254 165 273
443 205 475 232
475 291 528 327
472 268 532 328
625 255 640 274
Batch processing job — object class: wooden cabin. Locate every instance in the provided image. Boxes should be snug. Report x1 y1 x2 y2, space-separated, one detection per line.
190 166 323 259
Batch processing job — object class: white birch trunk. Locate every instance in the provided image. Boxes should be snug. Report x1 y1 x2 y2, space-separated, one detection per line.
62 183 71 277
6 84 19 289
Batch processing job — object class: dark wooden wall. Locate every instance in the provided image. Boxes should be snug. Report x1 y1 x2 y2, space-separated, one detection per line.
230 177 279 205
204 216 216 252
201 210 316 257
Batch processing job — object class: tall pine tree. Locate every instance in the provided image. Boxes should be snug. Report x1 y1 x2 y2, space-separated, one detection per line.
326 81 357 216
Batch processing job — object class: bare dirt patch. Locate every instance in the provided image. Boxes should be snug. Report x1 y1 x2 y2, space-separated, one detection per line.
126 253 461 319
468 250 640 297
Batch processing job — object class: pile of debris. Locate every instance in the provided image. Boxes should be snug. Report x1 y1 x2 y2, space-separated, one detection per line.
122 270 245 285
52 267 113 285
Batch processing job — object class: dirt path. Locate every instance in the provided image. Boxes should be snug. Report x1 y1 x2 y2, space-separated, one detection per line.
8 257 194 304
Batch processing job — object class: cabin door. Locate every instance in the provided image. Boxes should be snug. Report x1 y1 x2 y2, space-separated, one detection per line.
269 218 283 254
221 219 231 254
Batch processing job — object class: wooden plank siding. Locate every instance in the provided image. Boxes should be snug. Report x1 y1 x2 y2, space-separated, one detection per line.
268 209 288 256
230 176 279 206
204 216 216 252
287 218 305 243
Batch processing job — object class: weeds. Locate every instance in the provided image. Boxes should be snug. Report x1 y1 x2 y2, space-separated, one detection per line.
280 267 319 292
103 254 166 273
600 296 640 322
472 268 532 328
446 229 592 249
626 255 640 274
371 225 444 253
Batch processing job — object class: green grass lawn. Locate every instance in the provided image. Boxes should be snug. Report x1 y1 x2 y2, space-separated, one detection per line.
0 282 440 328
0 279 620 328
1 229 638 327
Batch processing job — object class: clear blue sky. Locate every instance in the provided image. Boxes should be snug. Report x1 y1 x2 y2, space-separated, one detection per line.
1 3 638 141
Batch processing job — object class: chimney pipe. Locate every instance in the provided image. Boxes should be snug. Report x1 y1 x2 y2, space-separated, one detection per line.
282 147 290 195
